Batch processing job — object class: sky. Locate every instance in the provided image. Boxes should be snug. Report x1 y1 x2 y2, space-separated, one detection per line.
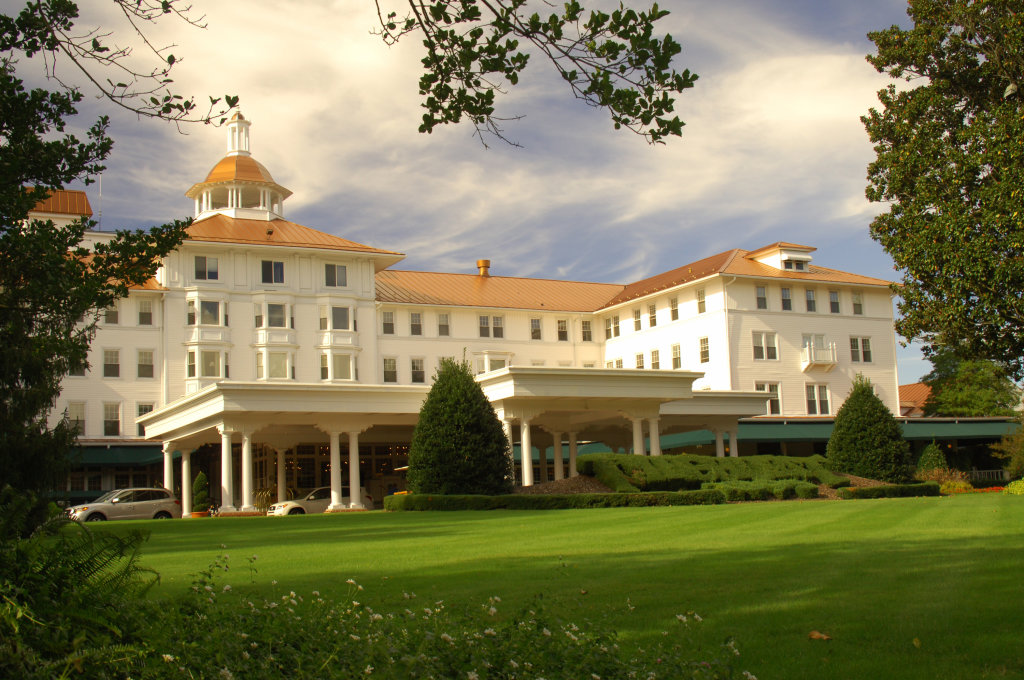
14 0 931 381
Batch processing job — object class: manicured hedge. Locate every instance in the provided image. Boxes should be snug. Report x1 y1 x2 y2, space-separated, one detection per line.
383 489 726 511
577 453 848 493
836 482 940 499
702 479 819 501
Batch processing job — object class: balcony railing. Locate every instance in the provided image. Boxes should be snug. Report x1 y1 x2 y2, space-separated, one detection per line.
801 343 837 371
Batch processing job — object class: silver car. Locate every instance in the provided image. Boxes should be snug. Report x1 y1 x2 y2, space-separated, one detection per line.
66 488 183 522
267 486 373 515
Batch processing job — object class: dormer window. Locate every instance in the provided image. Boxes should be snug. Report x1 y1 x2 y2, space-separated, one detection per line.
783 260 806 271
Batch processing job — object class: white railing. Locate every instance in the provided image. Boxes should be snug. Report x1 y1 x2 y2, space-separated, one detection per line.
801 343 837 367
968 469 1009 483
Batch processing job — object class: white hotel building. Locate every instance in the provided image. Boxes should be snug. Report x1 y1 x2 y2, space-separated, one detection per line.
48 114 900 512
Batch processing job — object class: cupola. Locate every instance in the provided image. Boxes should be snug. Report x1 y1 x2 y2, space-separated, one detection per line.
185 112 292 221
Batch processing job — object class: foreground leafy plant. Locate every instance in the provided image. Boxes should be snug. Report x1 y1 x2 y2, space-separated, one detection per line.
132 554 753 679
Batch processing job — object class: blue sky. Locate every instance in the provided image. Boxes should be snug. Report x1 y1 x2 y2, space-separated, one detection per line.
23 0 929 380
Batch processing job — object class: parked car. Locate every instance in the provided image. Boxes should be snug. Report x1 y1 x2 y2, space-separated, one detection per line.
267 486 373 515
66 488 182 522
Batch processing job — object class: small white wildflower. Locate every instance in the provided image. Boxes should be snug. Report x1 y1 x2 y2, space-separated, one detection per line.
441 633 454 644
467 672 479 680
484 628 496 636
364 665 374 675
223 584 232 592
346 578 356 585
488 606 497 616
313 590 320 597
592 675 601 679
239 633 248 639
350 634 361 641
218 669 233 680
353 601 361 607
676 614 687 623
220 544 227 549
358 585 364 591
693 613 703 622
742 673 757 680
271 579 278 585
542 628 552 637
161 654 175 663
371 613 383 622
250 642 258 649
242 651 250 660
509 660 519 669
204 585 213 592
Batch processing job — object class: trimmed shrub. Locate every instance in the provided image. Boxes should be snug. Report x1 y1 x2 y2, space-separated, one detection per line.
940 480 974 495
383 489 725 511
702 479 819 501
916 441 947 473
191 471 210 513
577 453 848 493
836 482 940 499
1002 480 1024 495
827 375 911 482
406 358 513 495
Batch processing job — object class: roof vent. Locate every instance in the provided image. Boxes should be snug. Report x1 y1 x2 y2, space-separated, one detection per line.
477 259 491 277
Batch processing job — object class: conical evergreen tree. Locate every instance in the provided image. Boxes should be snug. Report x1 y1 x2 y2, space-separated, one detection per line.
407 358 513 495
916 441 947 473
827 375 911 482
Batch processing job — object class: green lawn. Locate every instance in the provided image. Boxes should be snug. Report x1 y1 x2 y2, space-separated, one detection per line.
119 494 1023 679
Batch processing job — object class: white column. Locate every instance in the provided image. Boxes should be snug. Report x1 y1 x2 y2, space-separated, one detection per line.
162 441 174 492
649 418 663 456
219 426 236 511
631 417 646 455
729 427 740 458
552 432 564 481
180 449 192 518
276 448 286 502
240 430 254 511
520 420 534 487
538 440 549 483
714 429 725 458
568 432 579 478
348 431 364 509
328 431 344 511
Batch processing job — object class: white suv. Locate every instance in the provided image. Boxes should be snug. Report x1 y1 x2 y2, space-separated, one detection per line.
67 488 183 522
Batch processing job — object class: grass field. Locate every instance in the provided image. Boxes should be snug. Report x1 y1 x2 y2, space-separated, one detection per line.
116 494 1024 679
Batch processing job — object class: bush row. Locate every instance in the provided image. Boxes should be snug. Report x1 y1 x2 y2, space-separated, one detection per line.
701 479 819 501
383 489 726 511
1003 480 1024 495
836 482 940 499
577 453 849 493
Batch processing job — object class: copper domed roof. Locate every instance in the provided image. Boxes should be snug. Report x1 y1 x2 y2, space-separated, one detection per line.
185 154 292 199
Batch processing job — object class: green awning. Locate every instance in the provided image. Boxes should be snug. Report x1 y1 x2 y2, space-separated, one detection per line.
74 445 169 466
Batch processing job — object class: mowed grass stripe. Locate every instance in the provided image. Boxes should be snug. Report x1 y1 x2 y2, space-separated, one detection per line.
109 494 1023 679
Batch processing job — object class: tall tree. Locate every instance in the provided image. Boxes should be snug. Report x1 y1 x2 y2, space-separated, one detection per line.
862 0 1024 378
375 0 697 144
0 1 232 493
407 358 513 495
921 345 1021 417
827 375 911 483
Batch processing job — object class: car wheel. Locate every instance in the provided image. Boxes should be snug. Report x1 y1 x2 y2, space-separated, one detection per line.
85 513 106 522
153 511 172 519
287 508 305 515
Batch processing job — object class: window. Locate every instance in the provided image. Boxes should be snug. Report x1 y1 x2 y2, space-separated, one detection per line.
103 402 120 436
410 312 422 336
756 286 767 310
581 320 592 342
672 344 681 369
254 304 263 328
615 358 623 369
382 310 395 335
651 349 660 369
530 318 542 340
806 384 830 415
635 353 644 369
268 352 288 379
325 263 347 287
138 300 153 325
200 350 220 378
648 304 657 326
333 354 352 380
320 306 350 331
633 308 642 331
479 315 490 338
492 316 504 338
755 383 780 415
612 316 620 337
752 332 778 360
697 289 706 314
781 287 792 311
488 357 506 372
261 260 285 284
104 306 119 324
604 318 612 339
224 352 230 378
852 292 864 315
200 300 220 325
255 353 264 379
187 300 196 325
557 319 568 341
605 361 614 368
805 289 816 312
411 358 425 383
850 337 873 363
137 403 153 436
670 297 679 321
187 351 196 378
784 260 806 271
267 303 287 328
137 350 154 378
699 337 710 363
383 357 397 383
103 349 120 378
438 313 450 337
195 255 218 281
829 291 840 314
69 363 86 377
320 354 329 380
68 402 85 435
